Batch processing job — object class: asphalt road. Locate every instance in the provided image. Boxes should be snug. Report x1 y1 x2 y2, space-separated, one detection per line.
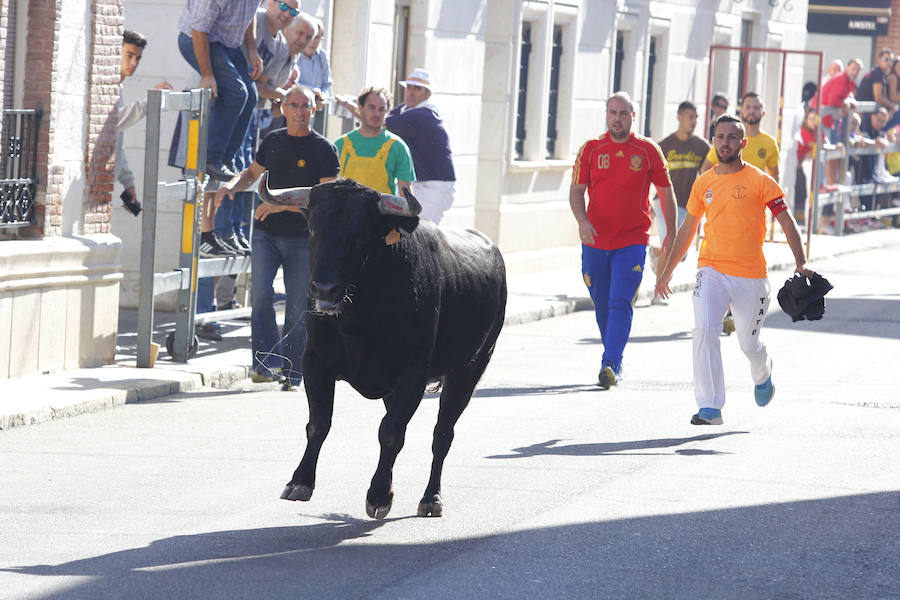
1 245 898 599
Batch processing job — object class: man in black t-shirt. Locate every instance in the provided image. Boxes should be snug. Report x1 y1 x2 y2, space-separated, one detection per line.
857 48 895 129
215 85 340 390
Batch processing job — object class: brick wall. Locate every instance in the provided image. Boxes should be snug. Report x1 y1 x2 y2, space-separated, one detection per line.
1 0 10 115
876 0 900 56
21 0 60 237
83 0 123 235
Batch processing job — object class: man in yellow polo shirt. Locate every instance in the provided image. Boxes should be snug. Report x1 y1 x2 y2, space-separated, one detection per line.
654 114 812 426
700 92 779 181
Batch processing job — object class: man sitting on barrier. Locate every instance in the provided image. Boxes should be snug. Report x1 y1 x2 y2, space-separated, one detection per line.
214 85 340 390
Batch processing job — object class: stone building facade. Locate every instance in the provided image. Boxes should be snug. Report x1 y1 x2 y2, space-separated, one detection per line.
1 0 123 378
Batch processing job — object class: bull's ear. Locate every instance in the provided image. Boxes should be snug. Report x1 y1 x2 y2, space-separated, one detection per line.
378 189 421 216
259 171 312 208
394 215 419 233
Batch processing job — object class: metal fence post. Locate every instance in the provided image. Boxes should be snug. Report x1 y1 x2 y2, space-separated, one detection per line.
171 88 210 363
136 90 163 368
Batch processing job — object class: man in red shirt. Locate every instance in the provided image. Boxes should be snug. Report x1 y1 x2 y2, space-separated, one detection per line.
570 92 677 388
810 58 862 186
811 58 862 137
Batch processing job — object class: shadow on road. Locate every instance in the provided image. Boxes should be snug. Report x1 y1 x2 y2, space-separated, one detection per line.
473 383 602 398
4 493 898 599
764 297 900 339
485 432 747 459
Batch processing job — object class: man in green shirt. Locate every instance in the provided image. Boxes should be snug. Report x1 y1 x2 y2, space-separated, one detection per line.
335 86 415 195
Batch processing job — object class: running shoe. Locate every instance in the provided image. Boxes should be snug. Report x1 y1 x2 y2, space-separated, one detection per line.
199 232 239 258
195 322 222 342
597 366 617 390
722 314 735 335
251 370 280 384
281 379 301 392
754 375 775 407
691 407 723 425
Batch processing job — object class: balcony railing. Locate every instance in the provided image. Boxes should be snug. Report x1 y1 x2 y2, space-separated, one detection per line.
1 108 42 229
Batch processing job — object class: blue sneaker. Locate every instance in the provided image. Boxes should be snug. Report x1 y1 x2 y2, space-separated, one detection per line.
691 407 723 425
755 376 775 407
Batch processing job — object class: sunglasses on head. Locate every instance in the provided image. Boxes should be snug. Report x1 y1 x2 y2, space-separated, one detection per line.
279 2 299 17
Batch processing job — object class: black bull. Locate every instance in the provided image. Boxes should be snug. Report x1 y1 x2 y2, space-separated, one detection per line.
260 175 507 519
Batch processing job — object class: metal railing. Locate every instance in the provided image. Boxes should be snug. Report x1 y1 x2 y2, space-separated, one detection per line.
1 109 42 228
809 102 900 237
136 88 252 367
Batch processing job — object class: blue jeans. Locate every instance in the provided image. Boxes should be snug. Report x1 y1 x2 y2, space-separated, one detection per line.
215 191 250 239
197 277 216 314
178 33 257 167
582 244 647 373
251 228 311 385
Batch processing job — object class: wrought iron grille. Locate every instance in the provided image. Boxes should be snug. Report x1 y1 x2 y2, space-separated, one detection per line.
1 108 42 228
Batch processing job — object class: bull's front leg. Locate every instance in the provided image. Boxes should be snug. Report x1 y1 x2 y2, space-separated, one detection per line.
366 371 427 519
281 350 335 502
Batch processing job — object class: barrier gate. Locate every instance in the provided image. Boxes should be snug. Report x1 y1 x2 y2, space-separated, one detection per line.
135 88 252 367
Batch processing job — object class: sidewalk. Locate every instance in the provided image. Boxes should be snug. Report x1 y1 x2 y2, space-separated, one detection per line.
2 229 897 430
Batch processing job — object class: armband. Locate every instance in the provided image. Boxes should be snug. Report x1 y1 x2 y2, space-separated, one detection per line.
767 197 788 217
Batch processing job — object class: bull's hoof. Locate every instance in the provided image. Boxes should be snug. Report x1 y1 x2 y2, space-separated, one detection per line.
280 483 314 501
417 494 443 517
365 498 393 519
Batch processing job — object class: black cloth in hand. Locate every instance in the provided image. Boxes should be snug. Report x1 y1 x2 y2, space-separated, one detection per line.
777 272 834 322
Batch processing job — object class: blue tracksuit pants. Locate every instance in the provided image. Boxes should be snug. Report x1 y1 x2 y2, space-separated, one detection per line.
581 244 647 373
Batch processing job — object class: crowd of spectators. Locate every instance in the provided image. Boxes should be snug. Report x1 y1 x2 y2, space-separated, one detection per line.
119 0 457 352
801 47 900 233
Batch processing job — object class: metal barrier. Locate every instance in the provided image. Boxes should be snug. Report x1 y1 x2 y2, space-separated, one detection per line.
136 88 252 367
1 109 42 229
809 102 900 237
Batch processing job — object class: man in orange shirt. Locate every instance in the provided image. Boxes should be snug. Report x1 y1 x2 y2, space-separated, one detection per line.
654 114 813 425
570 92 676 389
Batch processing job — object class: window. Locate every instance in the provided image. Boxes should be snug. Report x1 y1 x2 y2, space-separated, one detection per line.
546 25 562 158
613 33 625 93
737 18 753 100
643 37 657 137
391 1 410 106
515 21 533 160
511 4 575 164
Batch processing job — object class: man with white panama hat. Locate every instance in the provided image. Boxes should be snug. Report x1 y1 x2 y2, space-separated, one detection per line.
386 67 457 223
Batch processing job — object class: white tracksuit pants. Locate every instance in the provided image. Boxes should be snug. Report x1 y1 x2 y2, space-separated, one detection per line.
411 180 455 224
692 266 773 410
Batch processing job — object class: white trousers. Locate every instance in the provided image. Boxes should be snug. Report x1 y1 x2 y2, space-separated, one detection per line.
692 266 772 410
411 180 455 224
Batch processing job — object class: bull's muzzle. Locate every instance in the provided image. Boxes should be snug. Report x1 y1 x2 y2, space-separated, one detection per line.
309 280 344 315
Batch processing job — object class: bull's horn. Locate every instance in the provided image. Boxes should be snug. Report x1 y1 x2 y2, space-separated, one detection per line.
378 188 421 217
259 171 311 207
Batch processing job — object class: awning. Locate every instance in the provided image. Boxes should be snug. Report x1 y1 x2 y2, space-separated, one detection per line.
808 1 891 36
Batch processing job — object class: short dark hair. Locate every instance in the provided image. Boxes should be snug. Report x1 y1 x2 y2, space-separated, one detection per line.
711 93 728 108
123 30 147 49
713 113 745 136
358 86 392 109
741 91 761 105
677 101 697 114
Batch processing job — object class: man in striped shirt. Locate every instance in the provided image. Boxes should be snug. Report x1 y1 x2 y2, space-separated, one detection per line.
177 0 265 181
569 92 677 389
